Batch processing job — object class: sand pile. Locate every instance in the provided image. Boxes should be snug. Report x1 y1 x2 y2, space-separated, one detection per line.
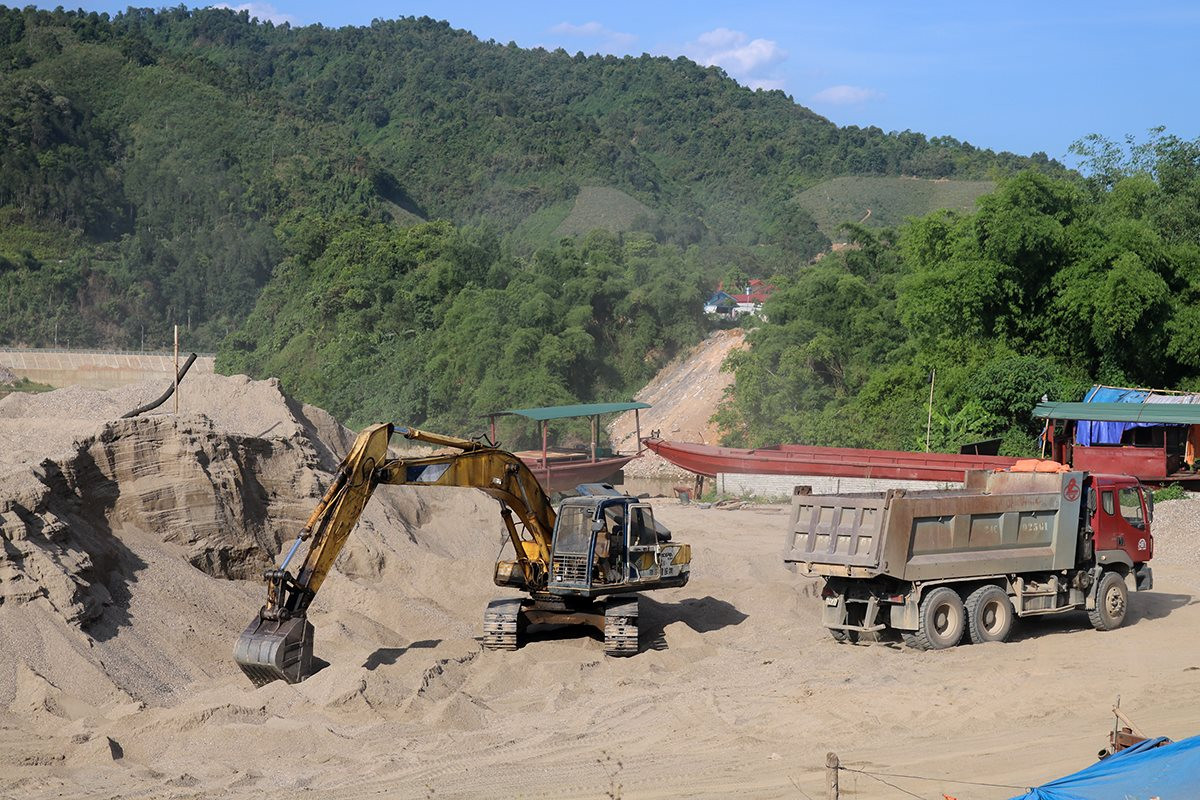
3 373 1200 799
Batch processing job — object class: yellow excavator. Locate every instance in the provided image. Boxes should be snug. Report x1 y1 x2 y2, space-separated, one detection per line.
234 424 692 686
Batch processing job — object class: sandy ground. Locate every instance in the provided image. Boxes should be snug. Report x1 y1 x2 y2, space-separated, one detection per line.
2 377 1199 799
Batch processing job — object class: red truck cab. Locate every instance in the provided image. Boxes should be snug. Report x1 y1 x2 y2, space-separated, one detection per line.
1087 474 1154 589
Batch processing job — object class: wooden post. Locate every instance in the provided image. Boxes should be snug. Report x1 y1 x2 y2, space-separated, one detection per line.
635 408 642 455
173 324 179 415
489 414 496 445
542 421 550 487
826 752 839 800
590 415 597 463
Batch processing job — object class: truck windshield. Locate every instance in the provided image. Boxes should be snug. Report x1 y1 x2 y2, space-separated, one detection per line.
1118 488 1145 527
555 505 594 554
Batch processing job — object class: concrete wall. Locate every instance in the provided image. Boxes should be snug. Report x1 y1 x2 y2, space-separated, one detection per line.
716 471 962 499
0 348 215 390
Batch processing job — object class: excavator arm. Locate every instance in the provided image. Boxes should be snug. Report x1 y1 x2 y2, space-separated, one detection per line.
235 423 560 686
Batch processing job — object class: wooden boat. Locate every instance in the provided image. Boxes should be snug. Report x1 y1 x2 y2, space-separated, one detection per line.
641 438 1019 483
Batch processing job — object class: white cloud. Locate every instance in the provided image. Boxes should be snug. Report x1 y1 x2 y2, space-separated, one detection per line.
549 21 636 50
811 85 884 106
684 28 787 90
210 3 297 25
745 77 787 92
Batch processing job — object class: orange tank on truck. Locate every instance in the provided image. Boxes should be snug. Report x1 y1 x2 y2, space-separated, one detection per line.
783 464 1153 649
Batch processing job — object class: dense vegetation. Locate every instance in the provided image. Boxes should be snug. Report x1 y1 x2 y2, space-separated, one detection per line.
717 130 1200 455
0 6 1072 440
221 221 707 433
0 8 1055 336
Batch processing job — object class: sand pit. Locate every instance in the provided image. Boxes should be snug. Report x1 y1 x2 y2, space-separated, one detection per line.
2 375 1200 798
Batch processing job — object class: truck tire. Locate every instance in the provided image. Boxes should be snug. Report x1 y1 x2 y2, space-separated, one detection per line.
965 585 1014 644
911 587 966 650
1088 571 1128 631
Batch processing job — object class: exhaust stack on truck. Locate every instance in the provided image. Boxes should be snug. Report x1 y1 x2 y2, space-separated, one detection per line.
784 465 1154 649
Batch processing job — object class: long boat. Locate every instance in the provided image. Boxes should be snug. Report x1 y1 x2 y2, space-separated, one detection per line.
487 402 650 493
641 438 1020 483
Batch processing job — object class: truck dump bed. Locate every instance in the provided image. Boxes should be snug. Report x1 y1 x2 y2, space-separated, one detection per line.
784 470 1085 581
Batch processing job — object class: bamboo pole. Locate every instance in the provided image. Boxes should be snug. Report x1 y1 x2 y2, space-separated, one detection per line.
925 369 935 453
173 325 179 415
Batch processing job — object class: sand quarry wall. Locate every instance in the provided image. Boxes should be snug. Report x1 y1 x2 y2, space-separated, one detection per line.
0 348 215 390
0 375 483 704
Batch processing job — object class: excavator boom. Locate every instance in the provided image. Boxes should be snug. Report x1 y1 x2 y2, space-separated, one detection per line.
235 423 560 686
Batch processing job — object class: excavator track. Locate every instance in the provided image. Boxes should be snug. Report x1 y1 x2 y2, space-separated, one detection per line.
603 595 639 656
482 597 525 651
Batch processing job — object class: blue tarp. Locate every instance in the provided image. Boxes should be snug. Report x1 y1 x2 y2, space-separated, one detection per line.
1076 386 1148 446
1010 735 1200 800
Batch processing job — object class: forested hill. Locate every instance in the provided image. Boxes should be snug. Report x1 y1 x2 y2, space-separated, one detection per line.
0 6 1067 434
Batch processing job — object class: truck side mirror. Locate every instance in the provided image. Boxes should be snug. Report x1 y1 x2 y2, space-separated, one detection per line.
1146 490 1154 524
592 519 606 533
1086 489 1097 516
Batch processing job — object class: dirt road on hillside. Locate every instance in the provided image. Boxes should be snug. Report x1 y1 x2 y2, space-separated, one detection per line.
610 329 745 480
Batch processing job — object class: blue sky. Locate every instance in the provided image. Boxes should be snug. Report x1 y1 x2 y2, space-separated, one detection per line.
37 1 1200 163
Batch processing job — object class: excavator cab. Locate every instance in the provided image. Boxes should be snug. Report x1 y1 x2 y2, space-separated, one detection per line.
547 497 681 593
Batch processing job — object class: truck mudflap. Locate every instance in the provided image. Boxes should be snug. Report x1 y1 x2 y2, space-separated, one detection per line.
821 592 888 634
1135 563 1153 591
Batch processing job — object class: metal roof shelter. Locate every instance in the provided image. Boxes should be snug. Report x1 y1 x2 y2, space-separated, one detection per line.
1034 401 1200 425
493 402 650 421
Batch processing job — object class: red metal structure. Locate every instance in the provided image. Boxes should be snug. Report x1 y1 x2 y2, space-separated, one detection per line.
641 438 1019 483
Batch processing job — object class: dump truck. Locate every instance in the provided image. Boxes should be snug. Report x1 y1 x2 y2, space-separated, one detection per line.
783 465 1154 649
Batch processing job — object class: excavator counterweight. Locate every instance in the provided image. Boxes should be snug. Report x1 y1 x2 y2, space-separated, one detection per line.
234 423 690 685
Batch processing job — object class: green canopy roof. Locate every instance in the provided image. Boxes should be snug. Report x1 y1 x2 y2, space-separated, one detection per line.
1034 401 1200 424
490 402 650 422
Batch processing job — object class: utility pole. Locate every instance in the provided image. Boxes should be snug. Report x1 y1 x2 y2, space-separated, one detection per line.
925 369 936 453
173 324 179 415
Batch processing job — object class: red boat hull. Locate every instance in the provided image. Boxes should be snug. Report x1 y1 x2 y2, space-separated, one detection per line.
642 439 1019 483
518 454 636 493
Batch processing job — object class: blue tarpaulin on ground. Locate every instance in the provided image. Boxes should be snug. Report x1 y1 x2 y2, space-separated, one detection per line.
1076 386 1149 446
1010 735 1200 800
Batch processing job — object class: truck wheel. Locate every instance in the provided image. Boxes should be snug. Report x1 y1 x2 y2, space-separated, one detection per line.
965 585 1014 644
1088 571 1128 631
912 587 966 650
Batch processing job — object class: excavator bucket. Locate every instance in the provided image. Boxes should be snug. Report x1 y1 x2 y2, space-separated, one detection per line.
233 614 314 687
